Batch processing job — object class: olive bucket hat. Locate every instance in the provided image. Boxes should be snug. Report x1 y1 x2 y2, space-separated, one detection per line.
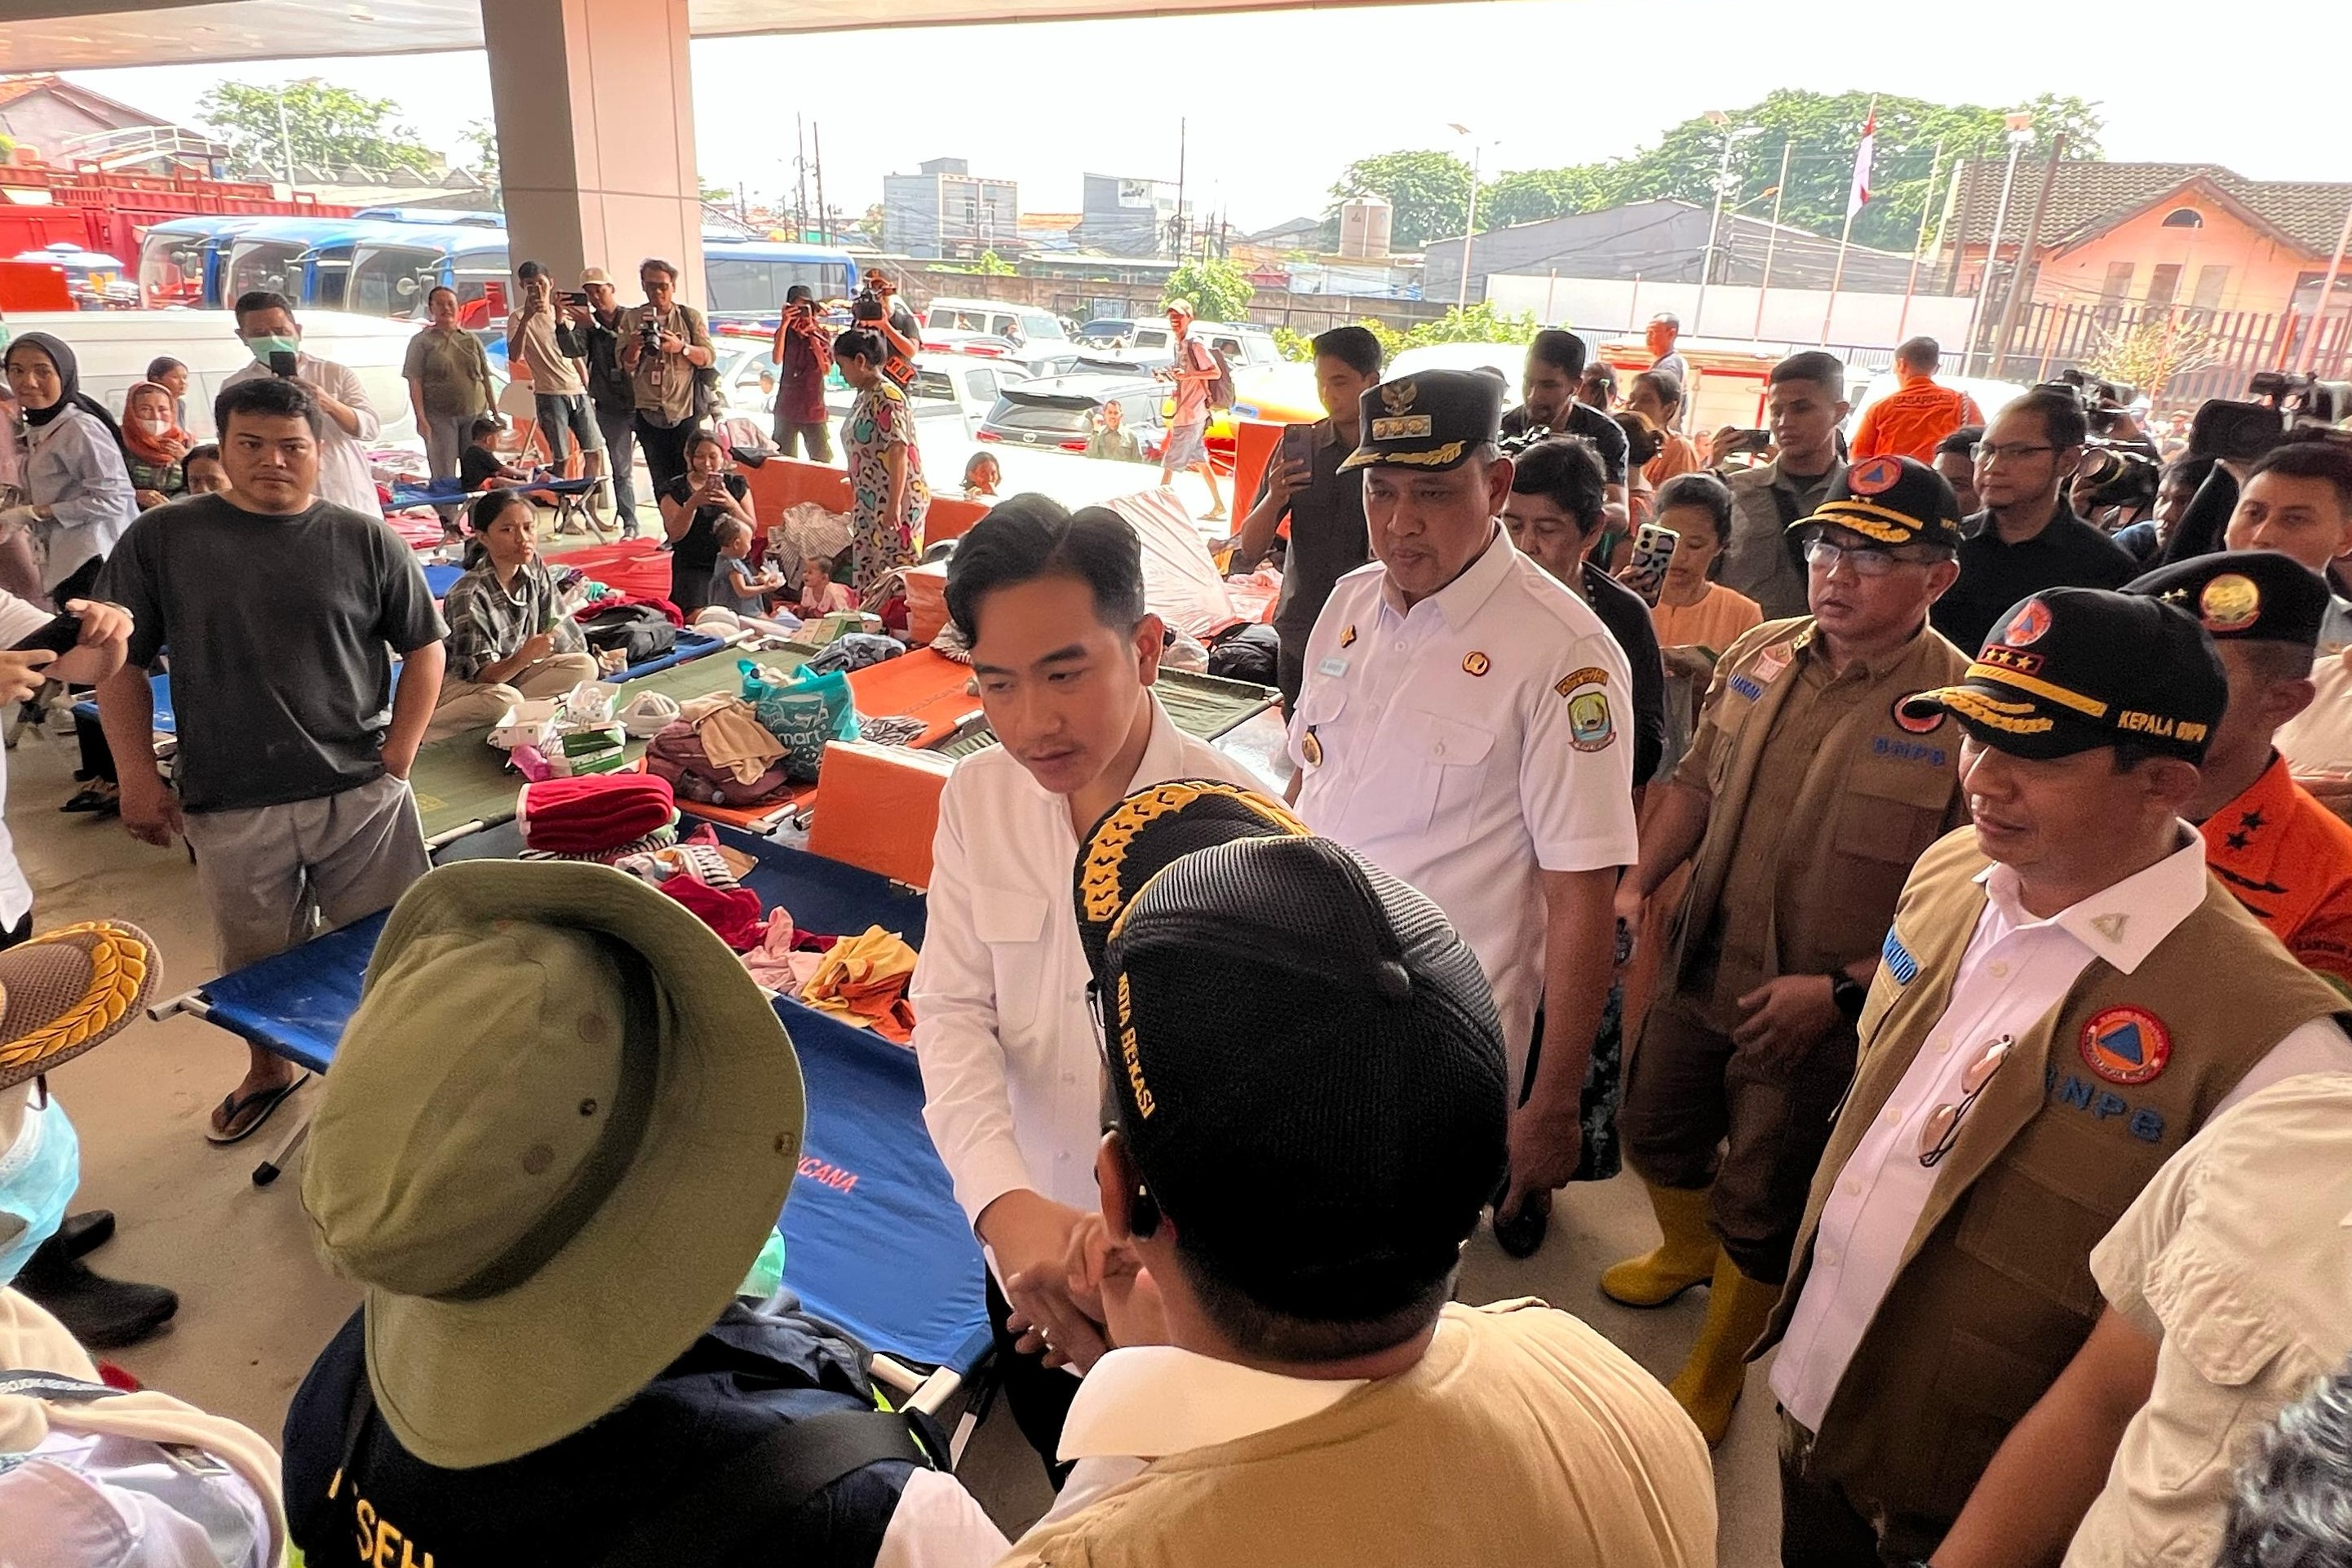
299 860 805 1469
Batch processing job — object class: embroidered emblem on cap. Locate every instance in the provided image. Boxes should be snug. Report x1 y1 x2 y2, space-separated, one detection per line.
2080 1005 2171 1086
1893 697 1945 735
1849 454 1905 496
2199 574 2261 634
1371 414 1433 441
2001 598 2054 647
1880 928 1919 986
1463 651 1490 677
1380 379 1417 414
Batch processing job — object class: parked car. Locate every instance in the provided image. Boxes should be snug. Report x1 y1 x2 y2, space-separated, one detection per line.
826 351 1025 441
922 297 1072 352
1122 318 1282 370
1077 317 1136 348
975 372 1167 459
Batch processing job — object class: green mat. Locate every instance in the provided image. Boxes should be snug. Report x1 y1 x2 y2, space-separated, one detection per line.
410 651 1274 842
410 649 808 842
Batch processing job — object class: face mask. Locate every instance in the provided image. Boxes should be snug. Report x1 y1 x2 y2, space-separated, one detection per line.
0 1092 80 1285
138 417 173 436
246 334 298 366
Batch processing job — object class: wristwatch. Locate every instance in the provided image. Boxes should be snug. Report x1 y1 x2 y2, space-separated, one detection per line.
1829 971 1868 1025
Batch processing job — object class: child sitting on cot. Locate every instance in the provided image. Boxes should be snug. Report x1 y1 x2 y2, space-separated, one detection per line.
459 414 548 494
712 519 786 616
796 554 856 620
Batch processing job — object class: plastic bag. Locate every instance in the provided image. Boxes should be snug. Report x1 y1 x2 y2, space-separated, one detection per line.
753 666 864 782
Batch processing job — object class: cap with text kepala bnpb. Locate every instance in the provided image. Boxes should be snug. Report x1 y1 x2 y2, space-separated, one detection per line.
1074 781 1508 1320
1788 454 1966 551
1899 587 2226 763
1338 368 1501 474
2123 549 2329 651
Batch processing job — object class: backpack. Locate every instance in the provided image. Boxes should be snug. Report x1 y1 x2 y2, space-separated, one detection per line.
1207 622 1280 687
1203 340 1237 413
580 604 679 667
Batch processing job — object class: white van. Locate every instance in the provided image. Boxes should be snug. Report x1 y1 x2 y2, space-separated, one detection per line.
2 308 432 448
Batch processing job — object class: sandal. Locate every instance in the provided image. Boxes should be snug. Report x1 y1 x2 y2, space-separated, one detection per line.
205 1074 310 1145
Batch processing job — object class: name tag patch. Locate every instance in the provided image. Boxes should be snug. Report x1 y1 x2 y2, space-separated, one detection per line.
1318 655 1349 678
1728 673 1765 702
1881 928 1919 986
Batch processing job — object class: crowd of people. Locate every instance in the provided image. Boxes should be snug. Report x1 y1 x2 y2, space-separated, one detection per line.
2 253 2351 1567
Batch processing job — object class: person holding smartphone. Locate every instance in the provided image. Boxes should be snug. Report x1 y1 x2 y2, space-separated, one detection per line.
769 284 835 462
656 432 752 615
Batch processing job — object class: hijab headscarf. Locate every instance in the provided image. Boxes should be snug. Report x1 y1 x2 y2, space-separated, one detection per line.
119 379 193 470
6 333 126 453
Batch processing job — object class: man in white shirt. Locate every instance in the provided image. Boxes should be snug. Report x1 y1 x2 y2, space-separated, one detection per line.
220 290 383 517
910 494 1260 1477
1756 586 2352 1565
992 781 1712 1567
1289 367 1637 1258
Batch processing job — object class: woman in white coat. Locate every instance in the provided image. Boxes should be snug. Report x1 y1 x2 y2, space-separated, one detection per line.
1 333 135 605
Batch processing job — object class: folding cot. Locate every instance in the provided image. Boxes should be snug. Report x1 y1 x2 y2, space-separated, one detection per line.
150 822 994 1426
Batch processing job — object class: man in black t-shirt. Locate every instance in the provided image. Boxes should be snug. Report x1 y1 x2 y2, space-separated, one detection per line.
94 376 446 1147
1501 329 1631 505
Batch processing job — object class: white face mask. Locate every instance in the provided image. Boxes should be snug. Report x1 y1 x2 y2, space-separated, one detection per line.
138 417 173 436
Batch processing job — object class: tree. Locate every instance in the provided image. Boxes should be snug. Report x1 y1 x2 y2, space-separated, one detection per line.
974 249 1015 277
1397 303 1539 352
1163 257 1254 324
1329 149 1475 250
459 117 498 184
2080 316 2218 401
197 78 438 178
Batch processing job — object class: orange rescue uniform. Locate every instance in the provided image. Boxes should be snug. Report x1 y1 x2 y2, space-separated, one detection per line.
1850 374 1987 464
2200 751 2352 994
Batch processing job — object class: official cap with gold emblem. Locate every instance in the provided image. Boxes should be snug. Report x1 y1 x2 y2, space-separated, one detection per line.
1071 781 1509 1319
1898 587 2226 762
1339 368 1503 473
1788 454 1966 551
2121 549 2329 651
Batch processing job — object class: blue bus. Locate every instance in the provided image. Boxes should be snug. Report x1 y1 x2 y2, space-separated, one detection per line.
702 237 859 319
221 216 406 311
136 215 275 309
347 222 512 320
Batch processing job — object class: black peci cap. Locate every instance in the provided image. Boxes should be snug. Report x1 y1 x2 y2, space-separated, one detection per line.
1791 454 1966 551
1899 587 2226 762
2123 549 2330 651
1074 782 1509 1320
1339 368 1503 474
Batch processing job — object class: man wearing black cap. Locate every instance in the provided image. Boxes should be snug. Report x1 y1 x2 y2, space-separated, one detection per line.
1604 454 1971 1446
1502 328 1631 503
2119 550 2352 994
1758 588 2352 1565
1288 368 1639 1259
993 780 1713 1567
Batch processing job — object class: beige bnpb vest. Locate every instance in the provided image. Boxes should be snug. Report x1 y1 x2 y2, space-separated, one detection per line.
1002 1301 1716 1568
1759 829 2349 1528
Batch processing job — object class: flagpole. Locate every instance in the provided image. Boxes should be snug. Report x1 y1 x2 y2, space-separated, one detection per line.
1820 95 1875 347
1895 140 1944 343
1752 138 1793 341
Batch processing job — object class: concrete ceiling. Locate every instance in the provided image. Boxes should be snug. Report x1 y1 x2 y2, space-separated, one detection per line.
0 0 1396 69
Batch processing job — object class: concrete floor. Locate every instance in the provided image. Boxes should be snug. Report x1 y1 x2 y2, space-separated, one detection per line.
11 709 1783 1563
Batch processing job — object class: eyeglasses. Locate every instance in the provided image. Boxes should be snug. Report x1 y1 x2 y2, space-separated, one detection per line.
1804 538 1925 578
1918 1035 2012 1167
1970 441 2057 465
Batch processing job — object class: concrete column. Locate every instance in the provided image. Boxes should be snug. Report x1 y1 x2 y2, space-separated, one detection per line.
482 0 706 303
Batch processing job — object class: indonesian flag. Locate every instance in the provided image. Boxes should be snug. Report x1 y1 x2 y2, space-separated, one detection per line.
1847 104 1878 217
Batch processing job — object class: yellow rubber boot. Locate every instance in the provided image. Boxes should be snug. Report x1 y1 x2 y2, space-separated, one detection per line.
1666 1254 1782 1446
1599 1183 1721 1308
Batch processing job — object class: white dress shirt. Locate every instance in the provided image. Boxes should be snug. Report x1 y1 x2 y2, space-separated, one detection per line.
1291 529 1639 1070
220 352 383 517
913 697 1264 1225
1771 835 2352 1429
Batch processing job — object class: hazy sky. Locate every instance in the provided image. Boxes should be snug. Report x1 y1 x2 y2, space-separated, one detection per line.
68 0 2352 233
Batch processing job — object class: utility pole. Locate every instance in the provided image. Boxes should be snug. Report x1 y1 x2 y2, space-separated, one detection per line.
1960 112 2034 375
1895 140 1945 343
1455 144 1482 309
2293 193 2352 374
1752 137 1793 340
1173 117 1188 260
1990 132 2065 379
273 82 298 193
795 116 811 243
1694 114 1759 336
812 122 829 246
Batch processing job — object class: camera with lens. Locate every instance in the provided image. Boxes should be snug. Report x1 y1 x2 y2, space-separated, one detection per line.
637 312 665 355
2035 369 2140 436
2188 373 2352 464
2074 441 2161 515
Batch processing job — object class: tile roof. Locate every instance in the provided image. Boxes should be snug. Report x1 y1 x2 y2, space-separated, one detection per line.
1944 160 2352 255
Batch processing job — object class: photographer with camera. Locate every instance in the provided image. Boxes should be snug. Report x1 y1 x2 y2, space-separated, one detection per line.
1930 388 2136 653
570 268 642 538
1502 330 1630 507
769 284 834 462
2113 454 2218 565
506 261 606 527
617 258 713 496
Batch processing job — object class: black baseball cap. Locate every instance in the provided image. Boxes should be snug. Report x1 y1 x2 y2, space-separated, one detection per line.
1339 368 1502 475
2123 549 2329 651
1074 782 1509 1320
1899 587 2226 762
1791 454 1966 551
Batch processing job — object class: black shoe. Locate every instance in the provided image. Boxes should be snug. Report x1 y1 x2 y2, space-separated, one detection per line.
16 1237 177 1349
55 1208 114 1259
1492 1190 1552 1260
60 782 118 813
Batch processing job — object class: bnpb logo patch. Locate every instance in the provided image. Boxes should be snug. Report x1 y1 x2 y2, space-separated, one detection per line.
1848 454 1905 496
2079 1005 2171 1086
2001 598 2054 647
1892 697 1945 735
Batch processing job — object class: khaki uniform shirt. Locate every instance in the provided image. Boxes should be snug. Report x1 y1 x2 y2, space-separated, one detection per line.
628 302 712 426
1721 458 1843 621
2064 1073 2352 1568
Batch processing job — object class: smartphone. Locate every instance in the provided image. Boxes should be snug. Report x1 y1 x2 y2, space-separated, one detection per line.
1725 428 1773 456
10 611 82 655
1620 522 1679 607
1279 422 1314 474
559 290 588 308
268 350 299 378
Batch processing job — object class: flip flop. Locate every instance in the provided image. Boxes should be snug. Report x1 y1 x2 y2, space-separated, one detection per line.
205 1074 310 1145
